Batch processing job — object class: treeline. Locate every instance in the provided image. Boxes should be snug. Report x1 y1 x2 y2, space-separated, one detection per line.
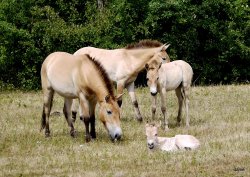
0 0 249 90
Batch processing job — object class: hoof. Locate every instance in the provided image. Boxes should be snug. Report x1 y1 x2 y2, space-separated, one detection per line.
90 132 96 139
85 135 91 142
137 117 143 122
70 130 77 138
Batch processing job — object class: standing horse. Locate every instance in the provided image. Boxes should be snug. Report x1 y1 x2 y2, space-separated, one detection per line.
73 40 170 122
145 123 200 151
41 52 122 142
145 60 193 130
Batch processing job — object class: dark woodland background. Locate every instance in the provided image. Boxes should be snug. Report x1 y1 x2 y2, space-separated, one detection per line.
0 0 249 90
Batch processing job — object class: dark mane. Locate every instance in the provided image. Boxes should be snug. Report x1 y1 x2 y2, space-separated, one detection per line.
125 39 163 49
85 54 115 98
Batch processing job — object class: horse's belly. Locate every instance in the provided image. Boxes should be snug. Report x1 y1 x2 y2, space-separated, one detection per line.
50 79 78 98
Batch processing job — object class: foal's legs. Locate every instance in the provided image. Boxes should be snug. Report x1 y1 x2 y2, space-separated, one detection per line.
126 82 143 122
63 98 76 137
78 93 91 142
160 88 168 131
175 86 183 126
41 88 54 137
151 95 157 120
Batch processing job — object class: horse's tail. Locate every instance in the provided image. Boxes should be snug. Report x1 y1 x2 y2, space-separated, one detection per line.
40 105 46 131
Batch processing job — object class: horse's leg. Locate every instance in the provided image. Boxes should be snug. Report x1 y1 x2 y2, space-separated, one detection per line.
183 86 190 127
151 95 157 120
63 98 76 137
89 101 97 139
41 88 54 137
160 87 168 131
126 82 143 122
78 93 91 142
175 86 183 126
117 82 125 107
71 99 79 122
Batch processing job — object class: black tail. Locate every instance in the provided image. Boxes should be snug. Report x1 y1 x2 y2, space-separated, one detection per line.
40 105 46 131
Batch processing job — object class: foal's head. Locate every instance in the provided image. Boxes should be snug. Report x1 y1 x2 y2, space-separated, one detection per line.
145 60 162 96
99 95 122 141
145 123 159 150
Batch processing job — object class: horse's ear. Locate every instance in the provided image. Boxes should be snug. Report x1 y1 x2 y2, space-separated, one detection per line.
161 44 170 51
116 93 125 100
145 63 149 70
105 95 110 103
158 62 162 70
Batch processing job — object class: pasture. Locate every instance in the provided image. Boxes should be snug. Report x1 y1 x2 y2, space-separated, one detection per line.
0 85 249 177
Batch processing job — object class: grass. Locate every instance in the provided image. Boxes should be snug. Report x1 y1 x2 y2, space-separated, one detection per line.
0 85 249 177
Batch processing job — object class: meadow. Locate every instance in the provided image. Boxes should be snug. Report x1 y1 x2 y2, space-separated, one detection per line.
0 85 249 177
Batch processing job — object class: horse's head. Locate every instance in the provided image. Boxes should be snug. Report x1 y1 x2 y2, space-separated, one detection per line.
99 95 122 142
153 44 171 64
145 60 162 96
145 123 159 150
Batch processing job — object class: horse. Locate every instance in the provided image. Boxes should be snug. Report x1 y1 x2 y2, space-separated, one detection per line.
40 52 122 142
145 123 200 151
72 40 171 122
145 60 193 130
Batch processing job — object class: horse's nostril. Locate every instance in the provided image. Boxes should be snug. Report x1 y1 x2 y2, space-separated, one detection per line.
151 92 157 96
114 133 121 140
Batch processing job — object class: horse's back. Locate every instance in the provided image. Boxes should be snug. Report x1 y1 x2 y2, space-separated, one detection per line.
175 135 200 150
159 62 183 90
41 52 85 98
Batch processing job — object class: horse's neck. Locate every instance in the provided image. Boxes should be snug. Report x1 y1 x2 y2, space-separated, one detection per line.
157 137 178 151
125 47 161 71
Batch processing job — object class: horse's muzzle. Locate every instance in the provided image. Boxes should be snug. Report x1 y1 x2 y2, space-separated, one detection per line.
148 143 155 149
151 92 157 96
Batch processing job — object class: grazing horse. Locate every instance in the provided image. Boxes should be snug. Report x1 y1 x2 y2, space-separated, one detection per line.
73 40 170 122
145 123 200 151
40 52 122 142
145 60 193 130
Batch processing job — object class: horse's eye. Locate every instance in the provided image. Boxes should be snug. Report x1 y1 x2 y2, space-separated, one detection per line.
155 134 158 136
157 77 159 80
162 57 166 60
107 110 112 115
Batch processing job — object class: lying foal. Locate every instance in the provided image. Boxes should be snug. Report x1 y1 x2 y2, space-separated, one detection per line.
145 123 200 151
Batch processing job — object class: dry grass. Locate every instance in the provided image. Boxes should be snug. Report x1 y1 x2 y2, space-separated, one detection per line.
0 85 249 177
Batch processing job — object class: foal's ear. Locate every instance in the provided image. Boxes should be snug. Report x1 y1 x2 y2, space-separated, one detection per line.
105 95 111 103
116 93 125 100
145 63 149 70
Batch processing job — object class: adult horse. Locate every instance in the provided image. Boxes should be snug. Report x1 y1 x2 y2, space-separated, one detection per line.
145 60 193 130
41 52 122 142
73 40 170 122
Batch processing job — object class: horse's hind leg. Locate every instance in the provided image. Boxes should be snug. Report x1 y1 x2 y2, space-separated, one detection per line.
182 86 190 127
71 99 78 122
175 86 183 126
63 98 76 137
41 89 54 137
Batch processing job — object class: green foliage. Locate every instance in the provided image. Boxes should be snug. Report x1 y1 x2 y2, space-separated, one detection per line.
0 0 249 89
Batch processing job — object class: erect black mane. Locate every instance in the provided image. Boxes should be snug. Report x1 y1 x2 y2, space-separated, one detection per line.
125 39 163 49
85 54 114 98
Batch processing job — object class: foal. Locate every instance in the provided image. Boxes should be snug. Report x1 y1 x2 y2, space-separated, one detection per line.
41 52 122 142
145 123 200 151
145 60 193 130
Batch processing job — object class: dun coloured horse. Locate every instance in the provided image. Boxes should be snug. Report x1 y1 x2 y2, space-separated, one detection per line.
73 40 170 122
145 123 200 151
40 52 122 142
145 60 193 130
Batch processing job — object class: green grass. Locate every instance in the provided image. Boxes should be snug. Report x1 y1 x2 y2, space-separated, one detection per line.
0 85 250 177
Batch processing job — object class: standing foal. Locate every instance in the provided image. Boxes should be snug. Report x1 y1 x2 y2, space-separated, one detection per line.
145 60 193 130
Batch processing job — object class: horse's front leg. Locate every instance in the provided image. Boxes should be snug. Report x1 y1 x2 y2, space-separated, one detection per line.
63 98 76 137
71 99 79 122
160 87 168 131
127 82 143 122
117 82 125 107
89 102 97 139
151 95 157 120
79 93 91 142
